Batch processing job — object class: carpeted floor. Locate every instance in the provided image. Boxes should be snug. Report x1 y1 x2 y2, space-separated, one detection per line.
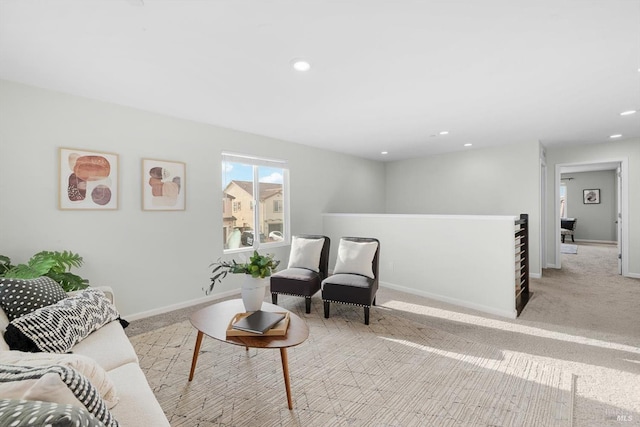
127 243 640 426
130 304 572 427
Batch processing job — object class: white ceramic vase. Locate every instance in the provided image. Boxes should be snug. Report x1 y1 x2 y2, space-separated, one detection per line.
241 276 269 312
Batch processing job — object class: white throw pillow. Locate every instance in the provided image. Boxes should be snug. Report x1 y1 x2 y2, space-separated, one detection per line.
333 240 378 279
0 371 80 405
0 364 118 427
0 351 119 408
287 237 325 272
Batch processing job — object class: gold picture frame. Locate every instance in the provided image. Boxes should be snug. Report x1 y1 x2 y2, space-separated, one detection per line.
59 148 119 210
142 158 186 211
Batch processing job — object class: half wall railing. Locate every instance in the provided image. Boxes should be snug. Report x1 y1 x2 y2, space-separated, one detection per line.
515 213 530 316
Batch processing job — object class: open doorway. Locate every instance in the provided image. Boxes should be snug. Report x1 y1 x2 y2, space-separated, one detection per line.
554 159 629 276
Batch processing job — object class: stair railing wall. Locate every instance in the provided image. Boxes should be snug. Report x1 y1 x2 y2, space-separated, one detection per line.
514 213 530 315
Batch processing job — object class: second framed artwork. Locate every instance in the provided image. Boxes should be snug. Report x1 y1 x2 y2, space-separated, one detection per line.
142 159 186 211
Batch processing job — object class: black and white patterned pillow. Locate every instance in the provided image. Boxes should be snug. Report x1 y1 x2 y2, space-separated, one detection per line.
0 277 67 321
4 288 120 353
0 364 117 427
0 399 107 427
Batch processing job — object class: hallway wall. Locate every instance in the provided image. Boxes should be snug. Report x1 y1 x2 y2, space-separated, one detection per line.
561 170 617 242
545 139 640 277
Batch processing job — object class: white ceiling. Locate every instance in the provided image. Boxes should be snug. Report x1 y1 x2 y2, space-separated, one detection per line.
1 0 638 161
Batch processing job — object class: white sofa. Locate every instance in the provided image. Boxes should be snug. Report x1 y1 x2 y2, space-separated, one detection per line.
0 286 170 427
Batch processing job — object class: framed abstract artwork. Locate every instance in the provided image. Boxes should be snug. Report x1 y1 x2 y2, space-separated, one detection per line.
583 189 600 204
142 158 186 211
59 148 119 210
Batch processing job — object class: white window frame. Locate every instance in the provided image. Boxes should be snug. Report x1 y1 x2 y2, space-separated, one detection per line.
560 183 568 218
222 152 290 253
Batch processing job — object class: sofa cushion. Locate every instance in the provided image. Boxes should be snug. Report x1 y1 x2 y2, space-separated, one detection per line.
71 320 139 371
0 277 67 321
4 288 120 353
0 399 106 427
287 237 325 272
0 351 118 408
0 364 119 427
333 239 378 279
107 362 171 427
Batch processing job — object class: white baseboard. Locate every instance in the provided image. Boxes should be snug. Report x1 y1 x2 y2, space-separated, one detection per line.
379 281 517 319
126 289 240 321
626 272 640 279
529 272 541 279
574 239 617 245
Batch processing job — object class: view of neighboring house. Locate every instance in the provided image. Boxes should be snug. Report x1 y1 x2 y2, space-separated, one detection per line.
222 193 237 243
222 180 284 247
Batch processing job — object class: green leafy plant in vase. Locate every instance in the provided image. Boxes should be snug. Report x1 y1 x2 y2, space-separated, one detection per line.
207 250 280 294
207 251 280 311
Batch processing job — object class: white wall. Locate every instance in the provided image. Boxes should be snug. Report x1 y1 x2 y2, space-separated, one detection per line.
545 139 640 276
384 141 542 276
0 80 386 317
4 79 634 319
562 170 617 242
323 214 519 318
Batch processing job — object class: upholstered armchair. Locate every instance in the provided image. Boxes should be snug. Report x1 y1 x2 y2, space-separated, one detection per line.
561 218 577 243
321 237 380 325
270 235 330 313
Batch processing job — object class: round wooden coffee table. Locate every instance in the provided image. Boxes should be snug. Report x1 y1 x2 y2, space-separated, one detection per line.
188 299 309 409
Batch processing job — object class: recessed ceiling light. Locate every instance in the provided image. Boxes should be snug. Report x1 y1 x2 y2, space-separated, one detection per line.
291 59 311 72
464 143 472 147
620 110 637 116
439 131 449 135
610 134 622 139
381 151 388 155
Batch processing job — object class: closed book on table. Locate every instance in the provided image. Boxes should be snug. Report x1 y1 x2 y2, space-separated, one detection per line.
232 310 286 334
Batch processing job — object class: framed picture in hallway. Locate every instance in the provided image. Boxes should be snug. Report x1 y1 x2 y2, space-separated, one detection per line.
583 189 600 204
142 158 186 211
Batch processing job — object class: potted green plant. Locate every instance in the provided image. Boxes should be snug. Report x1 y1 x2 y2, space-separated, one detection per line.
0 250 89 292
207 250 280 311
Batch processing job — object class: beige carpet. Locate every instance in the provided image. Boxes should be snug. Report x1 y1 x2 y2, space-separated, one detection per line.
130 301 573 426
127 242 639 427
376 243 640 427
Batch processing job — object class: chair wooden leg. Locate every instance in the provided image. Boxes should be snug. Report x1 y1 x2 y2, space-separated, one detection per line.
305 297 311 314
272 293 278 304
571 235 575 242
561 235 565 243
323 301 330 318
364 306 370 325
373 297 376 306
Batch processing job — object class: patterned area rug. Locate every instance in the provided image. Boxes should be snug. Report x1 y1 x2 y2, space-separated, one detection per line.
560 244 578 254
130 301 574 427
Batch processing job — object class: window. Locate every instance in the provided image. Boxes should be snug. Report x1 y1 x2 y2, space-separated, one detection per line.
222 153 289 251
560 184 567 218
